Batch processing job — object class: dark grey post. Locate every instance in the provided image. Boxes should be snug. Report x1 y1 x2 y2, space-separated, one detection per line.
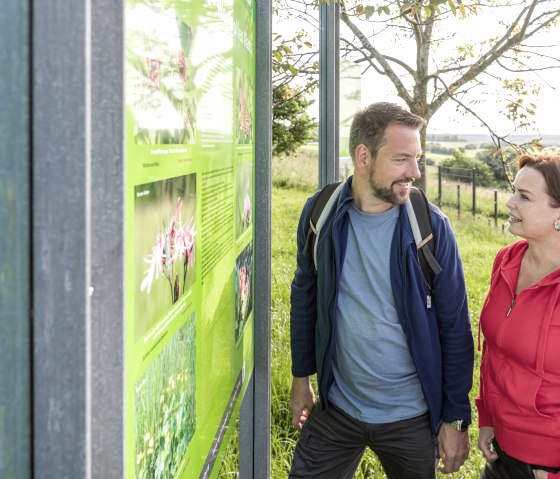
438 165 442 207
89 2 125 475
240 0 272 476
0 1 31 478
457 184 461 218
32 0 124 477
318 0 340 188
494 190 498 227
472 168 476 216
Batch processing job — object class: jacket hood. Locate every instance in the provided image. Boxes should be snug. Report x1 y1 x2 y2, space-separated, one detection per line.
498 240 560 287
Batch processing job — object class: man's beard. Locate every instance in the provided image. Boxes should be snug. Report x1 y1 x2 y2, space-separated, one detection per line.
368 163 414 205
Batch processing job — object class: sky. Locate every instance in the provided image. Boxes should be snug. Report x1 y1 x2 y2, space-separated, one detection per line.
276 3 560 137
357 8 560 136
361 33 560 136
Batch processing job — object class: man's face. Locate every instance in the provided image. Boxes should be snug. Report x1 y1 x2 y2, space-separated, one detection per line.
367 124 422 205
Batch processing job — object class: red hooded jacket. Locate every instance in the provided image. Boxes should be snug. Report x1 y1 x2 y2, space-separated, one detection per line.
476 240 560 473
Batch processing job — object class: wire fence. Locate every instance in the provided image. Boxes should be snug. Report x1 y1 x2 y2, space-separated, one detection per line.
426 165 511 229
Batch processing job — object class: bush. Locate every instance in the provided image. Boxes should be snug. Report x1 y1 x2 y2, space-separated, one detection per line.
441 148 495 187
273 85 317 157
476 146 517 186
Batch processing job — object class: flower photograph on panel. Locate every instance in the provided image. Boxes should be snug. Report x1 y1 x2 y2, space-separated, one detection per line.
126 0 197 145
236 67 253 145
134 312 196 479
235 162 253 238
235 242 253 344
135 173 196 340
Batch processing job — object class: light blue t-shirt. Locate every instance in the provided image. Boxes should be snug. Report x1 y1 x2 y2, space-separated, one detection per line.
327 204 428 423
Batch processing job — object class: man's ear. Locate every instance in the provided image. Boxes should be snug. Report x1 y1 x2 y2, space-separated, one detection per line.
355 144 368 167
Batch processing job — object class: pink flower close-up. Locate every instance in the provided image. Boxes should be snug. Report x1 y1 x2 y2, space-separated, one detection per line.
140 195 196 303
140 233 165 294
176 217 196 267
239 266 249 298
242 193 251 226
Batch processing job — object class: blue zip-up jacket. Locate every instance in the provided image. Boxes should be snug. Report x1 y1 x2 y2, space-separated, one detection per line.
290 177 474 435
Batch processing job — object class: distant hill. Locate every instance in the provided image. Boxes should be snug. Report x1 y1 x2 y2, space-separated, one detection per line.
427 133 560 147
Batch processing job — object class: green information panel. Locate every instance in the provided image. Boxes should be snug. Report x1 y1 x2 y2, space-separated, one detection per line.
124 0 255 477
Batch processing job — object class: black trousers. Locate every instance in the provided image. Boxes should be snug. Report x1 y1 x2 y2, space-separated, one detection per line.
289 403 436 479
480 439 560 479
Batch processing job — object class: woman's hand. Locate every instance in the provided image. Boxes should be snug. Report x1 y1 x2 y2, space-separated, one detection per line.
532 470 549 479
477 426 498 463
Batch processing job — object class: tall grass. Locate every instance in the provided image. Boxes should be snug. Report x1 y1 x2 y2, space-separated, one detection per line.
425 165 511 221
135 313 196 479
218 150 516 478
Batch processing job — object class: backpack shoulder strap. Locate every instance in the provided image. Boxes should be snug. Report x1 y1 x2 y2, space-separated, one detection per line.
406 187 442 291
303 181 344 272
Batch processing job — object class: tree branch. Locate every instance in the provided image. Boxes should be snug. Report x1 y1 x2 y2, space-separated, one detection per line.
430 0 560 114
339 0 413 103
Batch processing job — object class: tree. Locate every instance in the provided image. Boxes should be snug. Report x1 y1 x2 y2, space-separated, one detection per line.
476 143 518 184
275 0 560 189
272 6 320 157
441 147 495 186
273 84 318 157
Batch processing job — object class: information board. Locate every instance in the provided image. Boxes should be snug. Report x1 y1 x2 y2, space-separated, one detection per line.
124 0 255 477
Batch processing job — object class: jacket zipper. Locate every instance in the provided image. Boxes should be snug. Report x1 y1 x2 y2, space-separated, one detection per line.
321 206 346 402
506 299 515 317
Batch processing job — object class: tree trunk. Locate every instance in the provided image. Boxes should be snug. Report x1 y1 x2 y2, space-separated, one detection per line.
409 100 429 193
417 125 428 193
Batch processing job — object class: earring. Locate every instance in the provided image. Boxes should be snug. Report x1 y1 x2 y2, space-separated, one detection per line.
555 217 560 231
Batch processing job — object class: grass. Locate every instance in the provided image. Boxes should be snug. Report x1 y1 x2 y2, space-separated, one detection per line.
135 313 196 479
425 165 511 222
217 147 516 478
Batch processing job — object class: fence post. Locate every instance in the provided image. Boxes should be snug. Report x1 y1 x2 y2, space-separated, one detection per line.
494 190 498 227
472 168 476 216
438 165 442 207
457 184 461 218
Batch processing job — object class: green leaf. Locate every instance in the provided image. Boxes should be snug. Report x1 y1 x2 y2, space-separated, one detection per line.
448 0 456 16
363 5 375 18
274 51 283 62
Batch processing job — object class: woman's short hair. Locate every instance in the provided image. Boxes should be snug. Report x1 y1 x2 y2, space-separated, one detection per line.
518 154 560 207
349 102 426 163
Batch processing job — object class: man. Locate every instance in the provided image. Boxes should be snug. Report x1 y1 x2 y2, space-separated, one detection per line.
289 102 474 478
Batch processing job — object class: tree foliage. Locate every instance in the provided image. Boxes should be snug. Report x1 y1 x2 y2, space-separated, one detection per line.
441 147 496 186
274 0 560 188
273 84 318 157
272 4 320 157
476 143 518 184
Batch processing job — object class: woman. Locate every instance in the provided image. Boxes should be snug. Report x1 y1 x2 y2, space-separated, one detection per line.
476 155 560 479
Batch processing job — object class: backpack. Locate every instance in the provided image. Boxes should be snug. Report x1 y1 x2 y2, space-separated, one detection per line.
303 181 442 292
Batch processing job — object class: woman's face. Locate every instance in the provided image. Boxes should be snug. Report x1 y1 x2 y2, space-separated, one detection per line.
505 166 559 240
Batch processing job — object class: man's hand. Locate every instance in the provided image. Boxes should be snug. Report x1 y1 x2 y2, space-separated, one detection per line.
290 376 316 430
477 426 498 463
438 423 470 473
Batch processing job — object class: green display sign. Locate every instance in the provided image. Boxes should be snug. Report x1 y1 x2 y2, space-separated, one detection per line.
124 0 255 477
